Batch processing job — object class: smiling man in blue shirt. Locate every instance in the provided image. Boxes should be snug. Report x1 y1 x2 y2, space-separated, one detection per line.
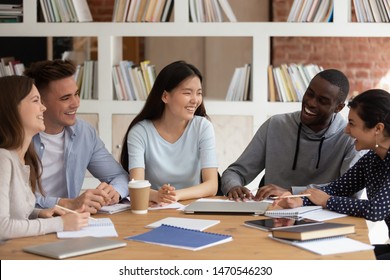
25 60 128 214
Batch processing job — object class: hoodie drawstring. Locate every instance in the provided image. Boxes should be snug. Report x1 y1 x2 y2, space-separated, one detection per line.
292 123 302 170
316 137 325 169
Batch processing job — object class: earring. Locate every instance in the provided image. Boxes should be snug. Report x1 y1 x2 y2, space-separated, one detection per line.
375 133 379 149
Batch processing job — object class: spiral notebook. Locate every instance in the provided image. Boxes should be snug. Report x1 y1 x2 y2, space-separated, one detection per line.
265 206 322 218
125 224 232 251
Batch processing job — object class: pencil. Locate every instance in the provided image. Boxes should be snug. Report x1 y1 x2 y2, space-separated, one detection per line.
55 204 97 221
269 194 311 199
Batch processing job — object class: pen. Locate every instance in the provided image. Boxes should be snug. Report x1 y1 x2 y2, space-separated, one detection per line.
55 205 97 221
269 194 311 199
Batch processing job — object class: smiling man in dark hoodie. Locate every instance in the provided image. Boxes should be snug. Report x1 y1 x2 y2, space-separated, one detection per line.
222 69 363 201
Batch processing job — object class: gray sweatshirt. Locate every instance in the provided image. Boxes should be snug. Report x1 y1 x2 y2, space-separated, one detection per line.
221 111 362 194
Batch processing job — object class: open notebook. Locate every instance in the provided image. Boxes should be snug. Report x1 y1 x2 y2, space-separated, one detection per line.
23 237 127 259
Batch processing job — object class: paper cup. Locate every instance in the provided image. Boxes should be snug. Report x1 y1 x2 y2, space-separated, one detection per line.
128 179 151 214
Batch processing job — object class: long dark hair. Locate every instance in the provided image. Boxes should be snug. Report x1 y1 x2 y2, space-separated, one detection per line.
120 60 208 171
0 76 43 194
348 89 390 136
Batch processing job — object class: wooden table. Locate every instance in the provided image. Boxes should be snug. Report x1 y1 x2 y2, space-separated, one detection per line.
0 202 375 260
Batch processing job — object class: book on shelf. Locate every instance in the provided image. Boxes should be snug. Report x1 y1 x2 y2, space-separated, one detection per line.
288 0 333 22
225 64 251 101
79 60 97 100
217 0 237 22
57 218 119 238
136 0 149 22
0 56 25 77
271 222 355 241
269 235 374 255
151 0 166 22
119 60 137 100
126 224 232 251
160 0 173 22
354 0 390 22
189 0 235 22
38 0 92 22
71 0 93 22
112 66 125 100
144 0 158 22
113 65 128 100
112 0 129 22
269 63 323 102
145 217 220 231
112 60 155 101
265 205 323 218
267 65 277 102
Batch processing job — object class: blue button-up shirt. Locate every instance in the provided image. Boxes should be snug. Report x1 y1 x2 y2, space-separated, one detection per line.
33 119 129 208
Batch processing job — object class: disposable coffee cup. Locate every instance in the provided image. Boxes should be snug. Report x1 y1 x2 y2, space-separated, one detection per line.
128 179 151 214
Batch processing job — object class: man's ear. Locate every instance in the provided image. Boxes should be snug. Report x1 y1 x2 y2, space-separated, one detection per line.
334 102 345 114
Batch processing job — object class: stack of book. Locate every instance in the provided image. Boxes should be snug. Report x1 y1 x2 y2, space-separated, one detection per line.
353 0 390 22
269 222 374 255
189 0 237 22
268 63 323 102
287 0 334 22
74 60 98 100
38 0 93 22
0 1 22 23
112 0 174 22
225 63 251 101
112 60 156 101
0 56 25 77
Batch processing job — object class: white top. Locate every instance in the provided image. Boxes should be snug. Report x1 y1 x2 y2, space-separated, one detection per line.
39 130 67 199
0 149 63 241
127 116 218 190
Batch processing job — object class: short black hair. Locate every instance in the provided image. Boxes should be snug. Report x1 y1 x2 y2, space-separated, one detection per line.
316 69 349 103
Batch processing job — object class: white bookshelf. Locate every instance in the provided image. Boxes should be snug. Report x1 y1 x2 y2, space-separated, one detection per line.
1 1 383 168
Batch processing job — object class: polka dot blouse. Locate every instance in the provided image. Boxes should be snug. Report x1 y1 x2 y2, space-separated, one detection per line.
303 150 390 238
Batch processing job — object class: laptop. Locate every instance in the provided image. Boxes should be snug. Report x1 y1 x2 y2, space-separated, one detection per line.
184 201 269 215
23 236 127 259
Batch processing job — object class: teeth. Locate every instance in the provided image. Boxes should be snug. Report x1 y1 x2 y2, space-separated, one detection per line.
37 116 44 120
304 107 316 116
65 111 76 115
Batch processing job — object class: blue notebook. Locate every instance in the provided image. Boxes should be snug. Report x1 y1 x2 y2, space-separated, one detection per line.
125 224 232 251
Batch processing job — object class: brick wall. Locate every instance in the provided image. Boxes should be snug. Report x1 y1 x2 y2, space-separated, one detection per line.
272 0 390 96
88 0 115 22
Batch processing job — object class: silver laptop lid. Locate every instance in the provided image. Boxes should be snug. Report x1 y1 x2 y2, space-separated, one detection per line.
23 236 127 259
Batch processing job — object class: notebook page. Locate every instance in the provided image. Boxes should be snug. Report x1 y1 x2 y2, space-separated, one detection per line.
145 217 220 231
300 209 347 221
57 218 118 238
270 235 374 255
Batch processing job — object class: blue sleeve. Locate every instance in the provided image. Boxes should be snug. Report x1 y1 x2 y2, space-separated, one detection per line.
199 119 218 168
87 129 129 199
